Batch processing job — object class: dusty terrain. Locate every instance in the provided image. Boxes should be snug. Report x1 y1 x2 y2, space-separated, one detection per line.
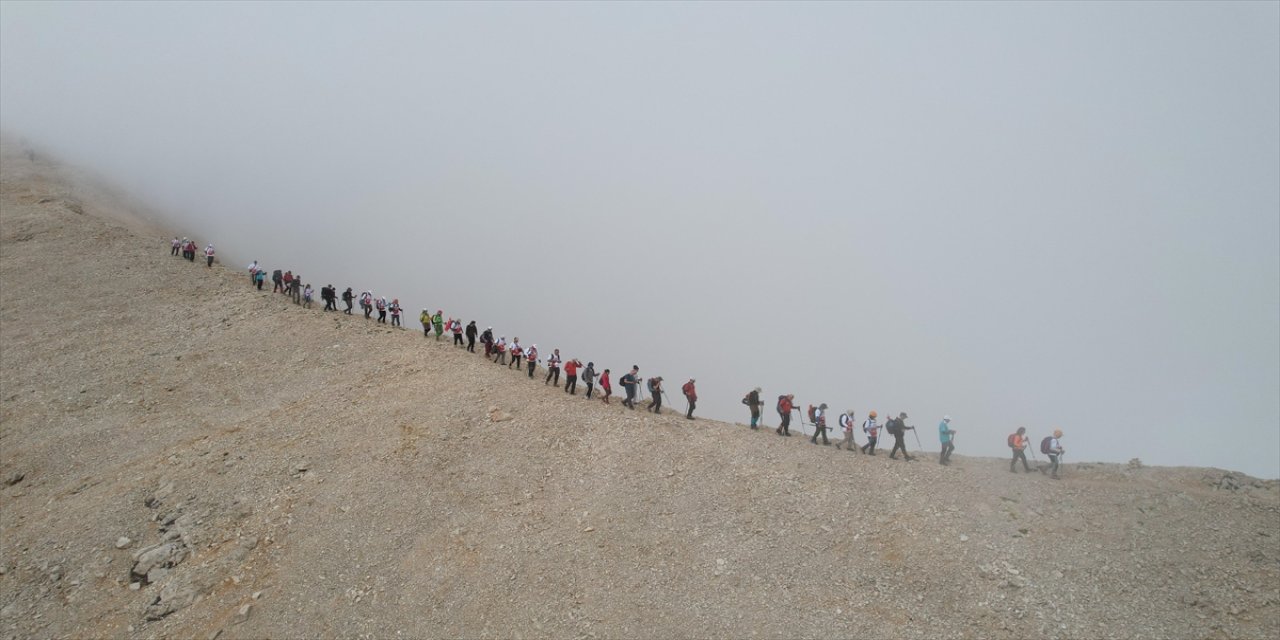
1 142 1278 639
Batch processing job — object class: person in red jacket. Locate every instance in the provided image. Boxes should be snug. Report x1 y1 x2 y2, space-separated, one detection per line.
563 358 582 394
681 379 697 420
776 394 796 437
599 369 612 404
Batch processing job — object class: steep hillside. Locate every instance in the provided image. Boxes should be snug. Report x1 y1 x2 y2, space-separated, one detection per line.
1 143 1277 640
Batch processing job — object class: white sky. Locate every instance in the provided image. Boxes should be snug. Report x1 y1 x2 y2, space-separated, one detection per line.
2 1 1277 477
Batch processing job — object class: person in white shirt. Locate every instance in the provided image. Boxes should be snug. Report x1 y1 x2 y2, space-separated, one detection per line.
1040 429 1065 479
860 412 880 455
835 410 858 452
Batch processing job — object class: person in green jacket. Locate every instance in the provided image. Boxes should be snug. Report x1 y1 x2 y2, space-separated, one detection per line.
432 310 445 340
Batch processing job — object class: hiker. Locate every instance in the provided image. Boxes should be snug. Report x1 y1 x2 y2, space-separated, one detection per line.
493 336 507 364
480 327 494 357
835 410 858 451
745 387 762 429
376 297 387 323
465 321 478 352
1008 427 1032 473
681 379 696 420
204 244 215 267
600 368 612 404
272 269 284 293
292 274 303 304
620 366 640 409
389 299 402 327
247 260 259 284
432 310 444 339
509 338 524 369
342 287 354 314
861 411 880 454
171 237 181 256
253 267 266 290
283 270 295 296
186 239 197 261
646 377 664 413
775 394 795 436
886 412 915 461
583 362 598 399
302 284 314 309
321 285 334 311
1039 429 1065 479
565 358 584 394
545 349 562 386
420 309 432 336
938 416 956 465
525 344 538 377
810 403 830 445
181 238 193 260
360 291 373 318
451 319 464 346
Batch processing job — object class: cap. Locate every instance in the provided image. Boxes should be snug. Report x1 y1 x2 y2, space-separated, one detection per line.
899 412 908 418
943 415 951 422
819 403 828 409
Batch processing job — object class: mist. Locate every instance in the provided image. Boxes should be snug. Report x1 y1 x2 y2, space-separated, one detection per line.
2 1 1277 477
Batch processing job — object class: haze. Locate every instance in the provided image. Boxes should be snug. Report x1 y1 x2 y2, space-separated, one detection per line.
2 1 1277 478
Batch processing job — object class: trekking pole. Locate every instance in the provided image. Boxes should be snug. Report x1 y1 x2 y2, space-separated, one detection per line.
911 425 923 451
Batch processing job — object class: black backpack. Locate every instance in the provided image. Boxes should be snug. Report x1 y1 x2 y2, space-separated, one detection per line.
887 418 903 436
272 269 282 281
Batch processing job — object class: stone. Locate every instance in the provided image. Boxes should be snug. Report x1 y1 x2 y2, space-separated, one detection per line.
959 534 970 542
0 602 17 618
3 472 24 486
129 582 142 591
235 603 252 624
131 542 188 583
115 537 132 549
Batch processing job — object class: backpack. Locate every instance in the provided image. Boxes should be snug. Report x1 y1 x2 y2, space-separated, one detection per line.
1007 433 1018 448
272 269 282 281
742 394 751 406
777 395 790 414
807 405 817 423
887 418 903 436
1040 436 1053 455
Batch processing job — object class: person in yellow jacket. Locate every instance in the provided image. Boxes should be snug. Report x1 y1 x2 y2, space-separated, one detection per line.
420 309 431 337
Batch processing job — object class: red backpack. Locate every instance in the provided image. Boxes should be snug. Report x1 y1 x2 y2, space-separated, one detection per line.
807 405 817 423
1007 433 1017 448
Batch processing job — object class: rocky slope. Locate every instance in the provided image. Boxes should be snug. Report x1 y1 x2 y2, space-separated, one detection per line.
1 142 1278 639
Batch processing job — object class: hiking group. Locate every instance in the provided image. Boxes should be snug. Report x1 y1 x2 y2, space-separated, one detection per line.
174 236 1068 477
173 237 702 420
746 388 1068 477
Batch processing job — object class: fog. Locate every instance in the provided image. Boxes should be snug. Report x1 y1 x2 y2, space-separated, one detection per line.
3 2 1277 478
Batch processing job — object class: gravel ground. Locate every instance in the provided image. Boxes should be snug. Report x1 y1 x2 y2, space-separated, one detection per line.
2 142 1278 639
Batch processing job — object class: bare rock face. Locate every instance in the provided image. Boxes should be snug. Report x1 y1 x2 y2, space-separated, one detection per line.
131 542 189 585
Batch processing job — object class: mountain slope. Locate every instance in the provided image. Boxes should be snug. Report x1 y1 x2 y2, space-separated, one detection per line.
1 142 1277 639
